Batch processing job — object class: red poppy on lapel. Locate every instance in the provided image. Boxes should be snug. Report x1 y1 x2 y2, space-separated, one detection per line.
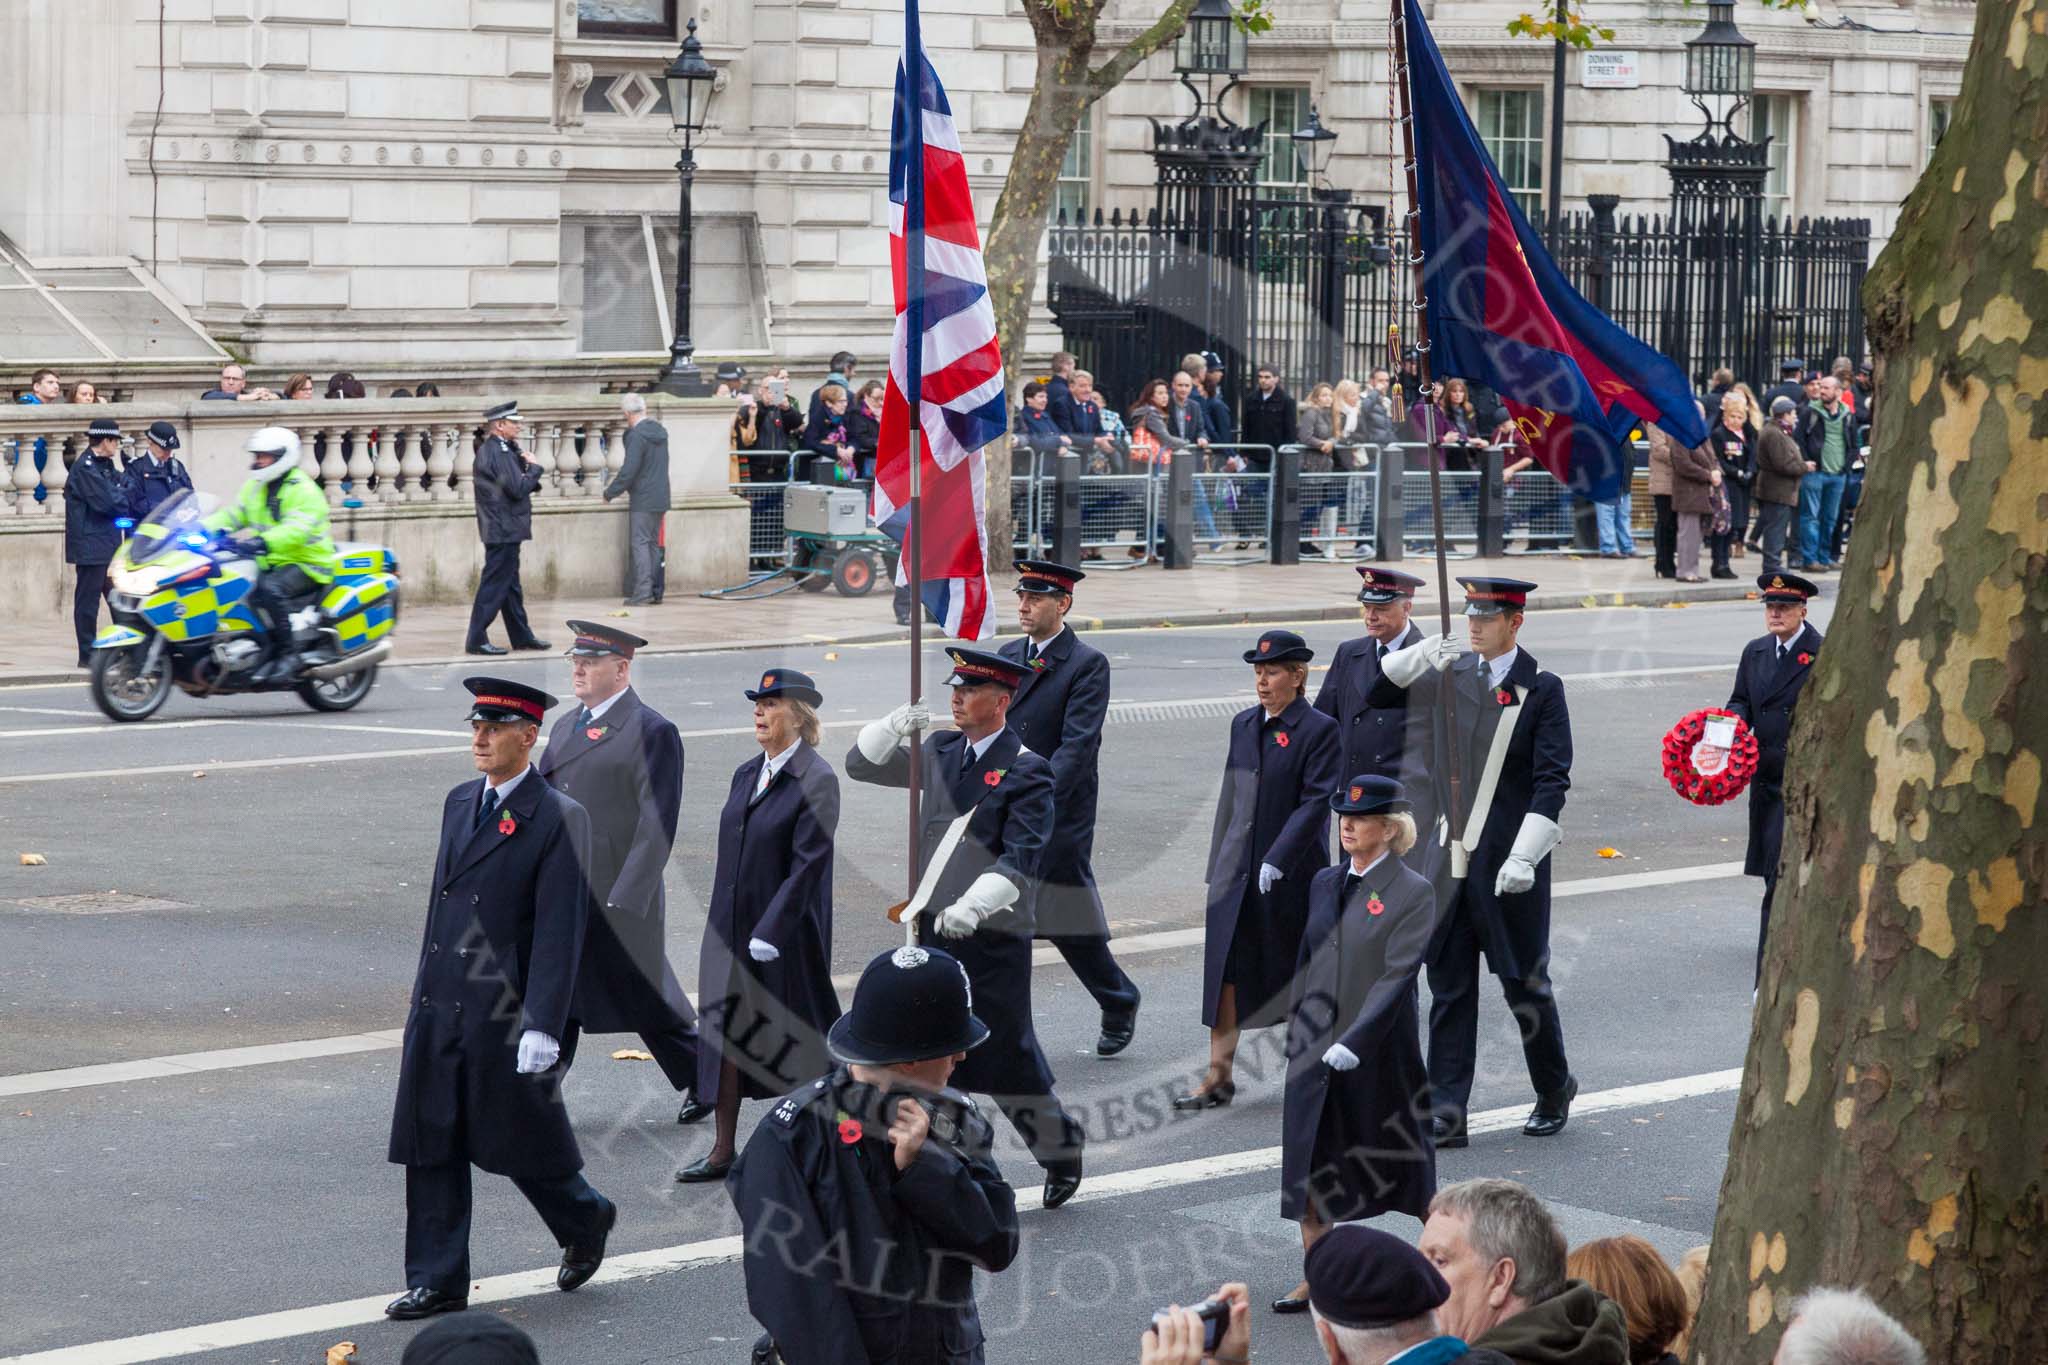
1366 895 1385 917
1027 655 1051 673
586 726 606 741
1275 731 1290 748
984 769 1003 787
498 813 517 836
1797 652 1813 666
837 1116 862 1145
1495 687 1515 706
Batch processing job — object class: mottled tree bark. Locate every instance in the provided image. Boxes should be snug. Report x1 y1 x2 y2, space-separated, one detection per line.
1691 2 2047 1361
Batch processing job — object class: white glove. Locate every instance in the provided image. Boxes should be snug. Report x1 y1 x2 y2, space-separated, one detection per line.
936 870 1019 939
748 937 780 962
1258 862 1284 895
515 1029 560 1074
1494 812 1562 896
856 700 930 764
1322 1044 1360 1072
1380 633 1467 687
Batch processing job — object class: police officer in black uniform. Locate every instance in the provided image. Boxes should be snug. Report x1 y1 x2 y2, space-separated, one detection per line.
1726 572 1823 983
126 421 195 521
465 401 551 657
536 621 705 1123
729 944 1020 1365
64 417 134 669
846 647 1086 1208
996 560 1141 1055
385 678 616 1321
1313 567 1431 866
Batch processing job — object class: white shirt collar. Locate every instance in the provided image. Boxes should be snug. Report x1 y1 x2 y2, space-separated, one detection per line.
1026 625 1067 656
1349 850 1389 878
962 729 1003 762
484 765 532 803
583 687 630 722
1485 646 1521 687
759 738 802 780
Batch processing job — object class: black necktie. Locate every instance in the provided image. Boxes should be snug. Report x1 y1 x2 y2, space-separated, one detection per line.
1376 641 1388 663
476 788 499 829
577 707 594 729
1345 872 1365 901
1025 642 1037 664
962 743 977 774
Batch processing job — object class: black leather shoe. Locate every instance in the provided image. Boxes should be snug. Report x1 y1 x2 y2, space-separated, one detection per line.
466 643 508 656
1272 1294 1311 1315
1096 1006 1138 1057
1042 1159 1083 1210
557 1198 616 1291
1430 1115 1469 1149
676 1153 735 1183
385 1287 466 1320
676 1093 712 1125
1170 1080 1235 1111
1523 1076 1579 1137
512 638 552 652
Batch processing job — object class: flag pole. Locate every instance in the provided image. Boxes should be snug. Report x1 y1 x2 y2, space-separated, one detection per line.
902 16 928 940
1390 0 1466 832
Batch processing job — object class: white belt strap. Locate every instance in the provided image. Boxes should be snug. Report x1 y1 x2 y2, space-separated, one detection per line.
1450 681 1526 880
904 807 978 944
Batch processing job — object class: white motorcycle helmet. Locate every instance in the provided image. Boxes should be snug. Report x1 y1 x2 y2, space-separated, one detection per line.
246 426 302 484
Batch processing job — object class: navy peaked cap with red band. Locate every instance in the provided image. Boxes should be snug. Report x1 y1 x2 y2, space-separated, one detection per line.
564 619 647 658
1758 572 1819 604
1244 629 1314 664
1013 559 1085 595
945 648 1028 689
1355 566 1425 604
463 676 557 724
1458 575 1538 616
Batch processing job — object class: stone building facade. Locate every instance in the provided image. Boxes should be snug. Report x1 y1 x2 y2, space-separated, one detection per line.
2 0 1971 374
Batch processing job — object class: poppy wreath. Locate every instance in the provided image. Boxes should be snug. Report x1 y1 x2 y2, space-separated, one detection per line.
1661 708 1759 806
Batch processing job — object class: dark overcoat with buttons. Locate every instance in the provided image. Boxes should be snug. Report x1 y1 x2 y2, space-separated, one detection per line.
997 628 1112 939
697 741 842 1104
536 687 697 1034
1726 622 1822 878
64 453 132 565
127 454 195 521
472 434 543 544
387 771 591 1180
1313 623 1430 807
1202 697 1342 1027
1280 857 1436 1224
846 728 1058 1098
1367 649 1572 980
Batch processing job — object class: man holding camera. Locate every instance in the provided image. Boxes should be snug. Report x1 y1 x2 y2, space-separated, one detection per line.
730 944 1020 1365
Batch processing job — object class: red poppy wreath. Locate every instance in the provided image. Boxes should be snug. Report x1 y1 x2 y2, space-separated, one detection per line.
1661 708 1759 806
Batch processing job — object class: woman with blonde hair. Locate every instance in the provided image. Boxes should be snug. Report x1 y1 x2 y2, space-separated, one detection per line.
683 666 843 1184
1272 774 1437 1314
1566 1235 1691 1365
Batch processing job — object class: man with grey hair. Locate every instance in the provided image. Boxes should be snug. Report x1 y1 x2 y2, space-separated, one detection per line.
1774 1288 1925 1365
1752 394 1812 575
604 392 671 606
1419 1179 1628 1365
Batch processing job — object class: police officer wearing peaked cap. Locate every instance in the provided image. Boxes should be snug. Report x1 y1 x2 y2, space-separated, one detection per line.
127 421 195 522
65 417 134 669
465 400 550 657
728 943 1020 1365
386 677 616 1321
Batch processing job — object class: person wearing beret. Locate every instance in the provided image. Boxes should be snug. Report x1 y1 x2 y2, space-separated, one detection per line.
1725 572 1823 984
1368 577 1578 1149
1314 568 1434 853
386 678 616 1322
535 622 705 1124
465 400 551 657
729 945 1020 1365
846 648 1086 1208
1182 630 1342 1111
64 417 135 669
1274 776 1438 1315
681 666 843 1183
126 420 194 522
998 560 1142 1056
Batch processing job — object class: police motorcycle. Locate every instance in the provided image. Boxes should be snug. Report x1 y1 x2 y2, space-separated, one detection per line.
91 486 401 722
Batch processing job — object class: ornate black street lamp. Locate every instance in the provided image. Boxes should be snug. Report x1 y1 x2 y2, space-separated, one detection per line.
1173 0 1249 123
1683 0 1758 132
655 18 717 396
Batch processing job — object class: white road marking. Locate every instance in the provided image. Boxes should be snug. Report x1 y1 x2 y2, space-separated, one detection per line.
0 720 233 739
0 744 470 785
0 704 98 716
0 1067 1743 1365
0 861 1744 1102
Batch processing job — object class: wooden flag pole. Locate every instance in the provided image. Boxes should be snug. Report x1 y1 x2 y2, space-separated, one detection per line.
1390 0 1466 834
902 19 928 945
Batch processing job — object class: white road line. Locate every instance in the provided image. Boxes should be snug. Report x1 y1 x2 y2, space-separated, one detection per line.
0 744 471 785
0 704 98 716
0 720 233 739
0 861 1743 1102
0 1067 1743 1365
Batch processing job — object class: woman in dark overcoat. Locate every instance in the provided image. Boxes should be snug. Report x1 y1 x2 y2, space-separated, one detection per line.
1177 629 1341 1111
680 667 842 1183
1271 775 1437 1313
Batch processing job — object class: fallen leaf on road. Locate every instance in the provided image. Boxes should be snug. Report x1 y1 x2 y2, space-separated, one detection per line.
1581 595 1599 608
18 853 46 866
607 609 631 618
326 1343 358 1365
192 771 207 779
1663 601 1691 609
1597 847 1623 858
823 651 840 661
611 1048 655 1061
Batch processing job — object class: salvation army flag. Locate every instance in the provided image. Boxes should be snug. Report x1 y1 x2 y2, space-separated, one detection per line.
1404 0 1708 495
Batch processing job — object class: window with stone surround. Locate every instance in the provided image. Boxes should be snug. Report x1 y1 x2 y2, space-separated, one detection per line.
1927 97 1953 163
1248 86 1311 197
1056 108 1095 222
1750 94 1796 221
1474 89 1543 217
576 0 676 40
560 213 768 356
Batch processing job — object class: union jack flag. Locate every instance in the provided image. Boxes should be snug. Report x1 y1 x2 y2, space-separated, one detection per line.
872 0 1006 641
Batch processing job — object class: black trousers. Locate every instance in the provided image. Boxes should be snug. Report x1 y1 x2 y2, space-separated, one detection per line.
559 1014 699 1095
1757 877 1775 986
1425 894 1571 1121
247 565 320 659
73 563 109 664
467 542 540 649
1048 935 1140 1017
403 1162 611 1297
988 1091 1087 1173
1651 493 1677 577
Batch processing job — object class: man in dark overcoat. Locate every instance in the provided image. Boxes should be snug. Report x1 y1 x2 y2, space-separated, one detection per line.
1313 567 1433 869
1369 577 1576 1149
997 560 1141 1055
536 621 705 1123
845 647 1086 1208
1726 572 1824 984
385 677 616 1321
465 400 550 656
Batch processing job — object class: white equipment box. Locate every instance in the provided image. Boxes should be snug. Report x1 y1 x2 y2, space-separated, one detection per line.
785 485 869 536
